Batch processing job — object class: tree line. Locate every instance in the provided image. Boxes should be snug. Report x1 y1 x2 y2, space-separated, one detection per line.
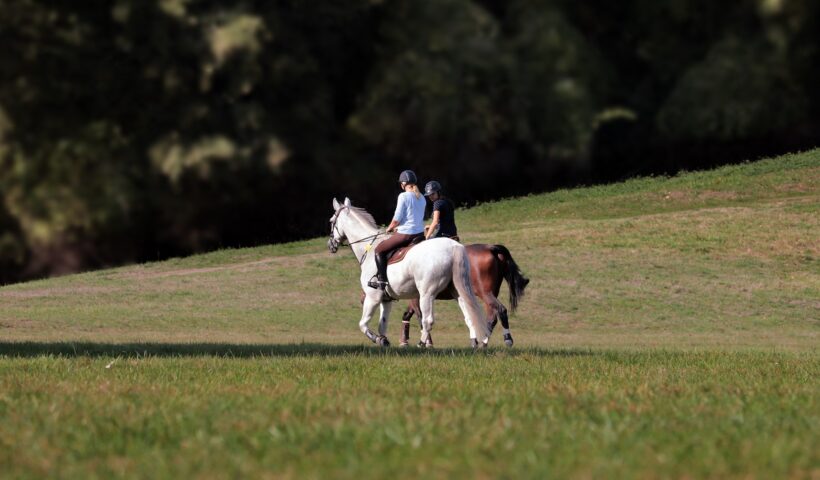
1 0 818 282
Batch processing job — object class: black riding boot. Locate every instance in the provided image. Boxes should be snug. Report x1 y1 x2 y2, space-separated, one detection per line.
371 253 389 290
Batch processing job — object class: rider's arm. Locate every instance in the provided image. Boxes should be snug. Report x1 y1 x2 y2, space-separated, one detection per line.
388 193 407 233
425 210 440 239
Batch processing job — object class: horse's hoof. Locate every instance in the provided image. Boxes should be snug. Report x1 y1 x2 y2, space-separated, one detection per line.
376 335 390 347
504 333 514 347
399 341 408 348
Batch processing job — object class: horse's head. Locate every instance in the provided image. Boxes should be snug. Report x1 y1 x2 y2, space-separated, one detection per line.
328 197 352 253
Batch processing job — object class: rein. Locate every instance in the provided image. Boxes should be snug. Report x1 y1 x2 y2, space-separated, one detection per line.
347 232 383 246
351 232 383 265
329 206 386 265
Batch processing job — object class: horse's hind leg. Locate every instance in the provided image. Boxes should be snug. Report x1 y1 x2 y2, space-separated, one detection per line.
405 299 432 348
457 297 484 349
479 294 504 347
418 294 435 348
484 294 513 347
415 304 430 347
484 296 499 339
498 303 513 347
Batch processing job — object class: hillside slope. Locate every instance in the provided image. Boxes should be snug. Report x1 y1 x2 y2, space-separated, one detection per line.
1 149 818 350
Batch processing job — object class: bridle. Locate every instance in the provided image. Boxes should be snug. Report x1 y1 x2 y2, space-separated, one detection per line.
328 206 384 264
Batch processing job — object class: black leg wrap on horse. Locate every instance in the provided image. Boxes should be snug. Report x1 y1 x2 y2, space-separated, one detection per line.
499 307 510 329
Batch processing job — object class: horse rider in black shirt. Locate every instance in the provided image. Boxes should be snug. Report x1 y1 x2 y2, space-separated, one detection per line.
424 180 459 241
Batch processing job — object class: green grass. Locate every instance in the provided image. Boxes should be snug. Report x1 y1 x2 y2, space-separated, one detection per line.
0 347 816 479
1 149 818 478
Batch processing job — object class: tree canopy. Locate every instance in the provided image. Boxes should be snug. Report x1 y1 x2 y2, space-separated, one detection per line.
1 0 818 282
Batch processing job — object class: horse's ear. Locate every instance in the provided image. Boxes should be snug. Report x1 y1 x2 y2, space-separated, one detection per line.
332 198 341 210
344 197 351 207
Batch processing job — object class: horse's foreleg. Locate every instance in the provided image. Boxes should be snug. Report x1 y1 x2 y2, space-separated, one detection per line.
378 301 393 340
401 302 416 347
360 296 387 346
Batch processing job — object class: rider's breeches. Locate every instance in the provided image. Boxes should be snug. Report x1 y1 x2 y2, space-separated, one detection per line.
374 233 422 280
375 233 419 255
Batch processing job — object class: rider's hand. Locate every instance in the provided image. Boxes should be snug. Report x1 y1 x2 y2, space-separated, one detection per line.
385 219 399 234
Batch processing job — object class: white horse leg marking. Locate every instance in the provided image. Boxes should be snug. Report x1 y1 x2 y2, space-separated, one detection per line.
378 301 393 337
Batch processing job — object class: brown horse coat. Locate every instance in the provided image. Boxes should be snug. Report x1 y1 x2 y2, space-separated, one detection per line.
402 244 529 347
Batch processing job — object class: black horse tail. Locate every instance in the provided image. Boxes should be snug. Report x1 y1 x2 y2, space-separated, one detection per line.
489 244 530 313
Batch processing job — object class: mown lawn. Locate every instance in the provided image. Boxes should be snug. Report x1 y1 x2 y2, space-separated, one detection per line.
0 149 818 478
0 347 817 479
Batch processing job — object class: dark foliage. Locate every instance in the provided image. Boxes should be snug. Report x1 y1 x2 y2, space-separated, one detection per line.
0 0 817 282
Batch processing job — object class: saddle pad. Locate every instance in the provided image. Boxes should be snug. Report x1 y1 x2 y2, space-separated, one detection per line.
386 236 425 265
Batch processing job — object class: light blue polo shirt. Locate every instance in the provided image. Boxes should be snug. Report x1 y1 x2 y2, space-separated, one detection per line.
393 192 426 234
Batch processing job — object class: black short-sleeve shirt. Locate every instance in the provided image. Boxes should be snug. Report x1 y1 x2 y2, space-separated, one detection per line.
432 198 457 238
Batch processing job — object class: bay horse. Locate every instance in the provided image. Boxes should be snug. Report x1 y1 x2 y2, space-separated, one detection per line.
400 244 529 347
328 197 490 347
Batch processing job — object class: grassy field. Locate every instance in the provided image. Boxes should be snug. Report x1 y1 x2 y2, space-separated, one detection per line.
1 149 818 478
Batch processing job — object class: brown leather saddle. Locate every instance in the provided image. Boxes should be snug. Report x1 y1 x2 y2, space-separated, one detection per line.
385 235 425 265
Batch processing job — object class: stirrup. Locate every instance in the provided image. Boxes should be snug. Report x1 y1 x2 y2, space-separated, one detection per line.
367 275 397 302
367 276 389 290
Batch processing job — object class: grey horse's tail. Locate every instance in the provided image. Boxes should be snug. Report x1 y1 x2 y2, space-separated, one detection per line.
489 244 530 313
452 243 490 340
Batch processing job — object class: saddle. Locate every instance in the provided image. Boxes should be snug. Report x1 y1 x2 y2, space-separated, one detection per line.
385 235 425 265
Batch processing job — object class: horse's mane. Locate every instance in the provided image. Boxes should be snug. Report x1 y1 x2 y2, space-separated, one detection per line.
347 206 378 230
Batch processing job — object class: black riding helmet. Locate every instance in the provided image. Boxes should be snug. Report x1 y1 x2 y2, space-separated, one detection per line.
398 170 417 184
424 181 442 197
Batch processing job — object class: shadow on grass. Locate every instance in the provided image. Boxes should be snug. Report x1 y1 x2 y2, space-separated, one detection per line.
0 341 600 358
